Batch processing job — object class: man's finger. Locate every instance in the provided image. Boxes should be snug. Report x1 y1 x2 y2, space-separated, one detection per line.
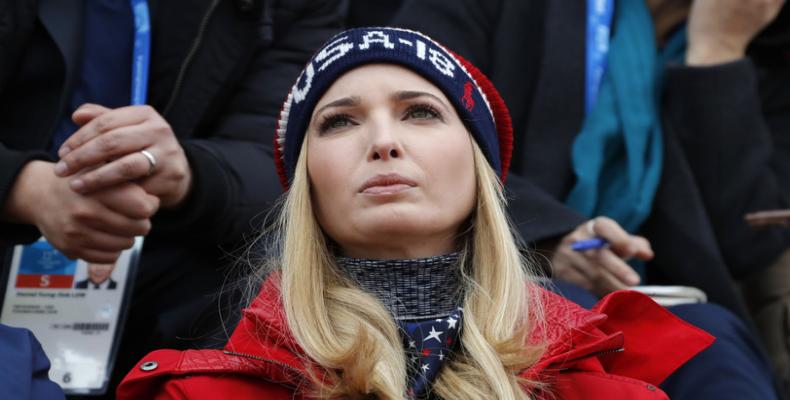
631 236 654 261
71 103 112 127
58 225 135 258
71 194 153 236
57 125 151 178
58 105 151 160
67 149 154 194
561 249 599 282
592 248 641 286
93 184 160 220
593 217 642 259
75 229 137 253
81 208 152 237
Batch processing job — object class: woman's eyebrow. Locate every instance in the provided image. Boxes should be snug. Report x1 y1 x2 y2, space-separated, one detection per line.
393 91 451 112
314 96 361 115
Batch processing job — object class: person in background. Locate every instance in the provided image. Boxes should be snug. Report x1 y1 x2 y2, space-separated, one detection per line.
0 0 345 396
669 4 790 390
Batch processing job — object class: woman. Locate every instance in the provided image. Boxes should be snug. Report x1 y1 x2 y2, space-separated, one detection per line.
116 28 713 399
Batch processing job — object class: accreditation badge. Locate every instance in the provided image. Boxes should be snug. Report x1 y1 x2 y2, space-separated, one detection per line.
0 237 141 395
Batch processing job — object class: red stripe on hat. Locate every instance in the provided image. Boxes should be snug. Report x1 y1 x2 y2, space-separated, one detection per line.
274 103 290 191
449 52 514 182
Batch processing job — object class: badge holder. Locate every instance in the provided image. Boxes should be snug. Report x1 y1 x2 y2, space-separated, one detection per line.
0 237 142 395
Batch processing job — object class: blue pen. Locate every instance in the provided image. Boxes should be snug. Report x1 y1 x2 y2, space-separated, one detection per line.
571 237 608 252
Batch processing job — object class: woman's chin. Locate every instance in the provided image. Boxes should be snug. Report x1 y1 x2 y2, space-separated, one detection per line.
322 206 464 256
339 223 458 259
360 222 424 237
353 207 445 233
345 217 457 248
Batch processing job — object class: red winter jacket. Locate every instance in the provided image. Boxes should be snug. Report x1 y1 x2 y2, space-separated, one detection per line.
117 275 713 399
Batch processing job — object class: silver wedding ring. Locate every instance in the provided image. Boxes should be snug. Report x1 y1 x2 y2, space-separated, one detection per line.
140 150 157 176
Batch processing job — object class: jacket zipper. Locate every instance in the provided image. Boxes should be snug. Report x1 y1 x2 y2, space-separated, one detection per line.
162 0 222 116
559 346 625 369
222 349 306 378
590 347 625 357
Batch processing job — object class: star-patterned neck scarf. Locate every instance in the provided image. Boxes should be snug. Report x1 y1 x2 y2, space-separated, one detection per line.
336 253 465 399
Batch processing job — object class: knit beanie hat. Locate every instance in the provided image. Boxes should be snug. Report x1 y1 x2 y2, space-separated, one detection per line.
274 27 513 190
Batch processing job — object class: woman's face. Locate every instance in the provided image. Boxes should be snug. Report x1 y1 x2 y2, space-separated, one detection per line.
306 64 477 259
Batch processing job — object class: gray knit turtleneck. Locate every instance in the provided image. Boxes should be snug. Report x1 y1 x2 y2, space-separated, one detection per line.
335 252 464 320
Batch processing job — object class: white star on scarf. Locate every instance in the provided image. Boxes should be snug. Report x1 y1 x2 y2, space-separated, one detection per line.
423 326 443 343
446 316 458 329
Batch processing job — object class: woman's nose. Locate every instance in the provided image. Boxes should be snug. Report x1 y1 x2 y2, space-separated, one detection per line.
371 146 400 160
368 121 403 161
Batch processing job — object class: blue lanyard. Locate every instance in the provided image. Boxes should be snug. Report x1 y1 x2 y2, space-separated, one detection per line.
585 0 615 114
130 0 151 105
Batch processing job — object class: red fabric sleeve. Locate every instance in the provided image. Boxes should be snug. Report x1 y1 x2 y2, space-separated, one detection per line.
592 291 715 385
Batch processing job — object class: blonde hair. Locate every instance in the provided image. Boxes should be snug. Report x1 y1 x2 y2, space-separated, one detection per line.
259 139 545 399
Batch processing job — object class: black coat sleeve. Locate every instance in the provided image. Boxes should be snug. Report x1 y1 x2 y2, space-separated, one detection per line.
150 0 346 245
665 59 790 278
393 0 586 246
0 146 53 245
0 1 52 245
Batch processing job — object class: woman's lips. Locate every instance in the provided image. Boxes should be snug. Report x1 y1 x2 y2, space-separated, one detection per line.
359 173 417 195
362 183 414 195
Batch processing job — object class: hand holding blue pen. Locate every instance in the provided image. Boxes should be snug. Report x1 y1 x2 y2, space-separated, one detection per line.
552 218 651 296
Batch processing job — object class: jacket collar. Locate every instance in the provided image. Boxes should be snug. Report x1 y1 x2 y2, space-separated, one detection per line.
221 274 312 387
222 274 713 388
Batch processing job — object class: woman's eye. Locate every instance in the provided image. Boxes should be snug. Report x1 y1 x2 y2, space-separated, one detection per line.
319 114 356 133
404 105 442 121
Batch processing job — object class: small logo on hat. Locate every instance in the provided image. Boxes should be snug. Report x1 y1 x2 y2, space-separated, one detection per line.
462 81 475 111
